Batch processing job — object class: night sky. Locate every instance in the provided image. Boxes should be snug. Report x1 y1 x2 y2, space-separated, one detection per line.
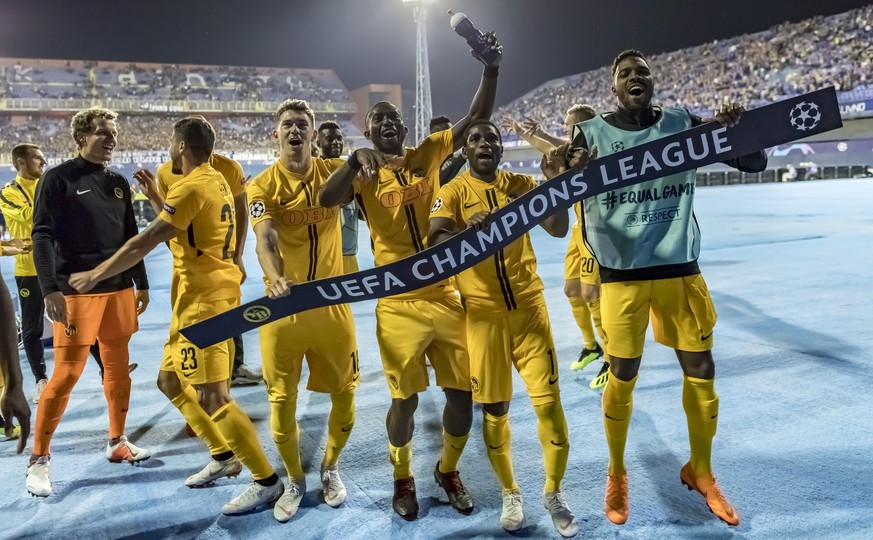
0 0 869 118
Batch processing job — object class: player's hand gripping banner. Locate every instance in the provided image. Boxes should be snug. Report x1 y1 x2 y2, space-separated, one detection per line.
182 88 842 348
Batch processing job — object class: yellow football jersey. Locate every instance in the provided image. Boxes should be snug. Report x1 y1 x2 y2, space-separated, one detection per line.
353 129 454 300
0 176 38 276
158 163 242 302
430 170 544 311
157 153 246 271
247 158 346 282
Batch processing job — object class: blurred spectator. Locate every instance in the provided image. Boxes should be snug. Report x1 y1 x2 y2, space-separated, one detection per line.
497 4 873 138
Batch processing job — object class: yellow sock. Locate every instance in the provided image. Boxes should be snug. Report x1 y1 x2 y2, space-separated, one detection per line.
533 397 569 492
170 385 231 455
602 374 637 475
323 391 355 468
211 401 274 481
682 375 718 476
482 412 518 491
388 441 413 480
568 296 597 349
439 431 469 473
269 392 304 481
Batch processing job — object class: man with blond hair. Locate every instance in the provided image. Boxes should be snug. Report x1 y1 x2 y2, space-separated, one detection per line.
26 107 151 497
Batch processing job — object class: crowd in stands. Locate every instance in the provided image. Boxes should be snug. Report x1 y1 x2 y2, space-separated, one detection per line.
497 5 873 135
0 59 352 105
0 114 362 162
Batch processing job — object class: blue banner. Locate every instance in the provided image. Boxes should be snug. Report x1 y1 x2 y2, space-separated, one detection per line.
181 87 842 349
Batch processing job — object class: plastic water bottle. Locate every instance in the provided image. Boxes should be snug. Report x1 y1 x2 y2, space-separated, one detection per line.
448 10 500 66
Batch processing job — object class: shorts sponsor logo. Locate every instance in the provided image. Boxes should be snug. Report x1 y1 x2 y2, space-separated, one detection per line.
162 203 176 215
114 187 124 199
701 331 713 341
470 376 480 393
388 374 399 390
64 325 78 337
242 305 271 323
19 288 30 298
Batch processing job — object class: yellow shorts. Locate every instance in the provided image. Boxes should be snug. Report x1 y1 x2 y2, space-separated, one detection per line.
161 297 239 385
342 255 359 275
260 303 359 395
563 224 599 286
600 274 717 359
466 296 560 404
375 294 470 399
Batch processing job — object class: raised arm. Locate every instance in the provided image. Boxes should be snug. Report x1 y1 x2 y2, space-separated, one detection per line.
450 32 503 151
501 116 560 155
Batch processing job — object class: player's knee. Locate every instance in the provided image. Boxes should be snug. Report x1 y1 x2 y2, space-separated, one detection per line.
195 383 231 415
564 280 581 298
483 401 510 417
609 356 642 381
444 388 472 410
156 371 181 399
392 394 419 417
677 350 715 379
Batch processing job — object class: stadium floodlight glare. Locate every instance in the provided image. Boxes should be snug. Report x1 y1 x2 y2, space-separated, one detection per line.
403 0 434 142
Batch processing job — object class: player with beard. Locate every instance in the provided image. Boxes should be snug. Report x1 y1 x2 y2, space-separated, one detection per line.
428 120 582 537
316 120 359 274
320 33 502 520
0 144 50 400
561 50 766 526
26 108 151 497
150 149 261 388
245 101 359 522
69 117 283 516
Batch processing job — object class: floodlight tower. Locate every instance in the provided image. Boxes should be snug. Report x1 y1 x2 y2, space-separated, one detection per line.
402 0 433 143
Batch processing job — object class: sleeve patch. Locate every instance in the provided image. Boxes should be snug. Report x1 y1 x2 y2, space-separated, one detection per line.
162 203 176 215
430 198 443 214
249 200 266 219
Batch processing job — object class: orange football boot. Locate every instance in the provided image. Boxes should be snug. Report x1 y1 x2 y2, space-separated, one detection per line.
680 463 740 526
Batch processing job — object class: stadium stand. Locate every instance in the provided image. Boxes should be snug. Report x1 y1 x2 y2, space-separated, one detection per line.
497 4 873 136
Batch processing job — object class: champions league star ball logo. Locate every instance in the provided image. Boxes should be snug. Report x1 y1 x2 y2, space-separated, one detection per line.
430 198 443 213
789 102 821 131
611 141 625 152
249 201 266 219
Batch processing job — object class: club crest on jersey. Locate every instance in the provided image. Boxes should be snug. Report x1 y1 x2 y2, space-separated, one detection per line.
470 377 480 393
506 194 518 203
243 305 271 323
114 187 125 199
162 203 176 215
249 200 266 219
412 168 426 178
431 198 443 213
64 325 78 337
